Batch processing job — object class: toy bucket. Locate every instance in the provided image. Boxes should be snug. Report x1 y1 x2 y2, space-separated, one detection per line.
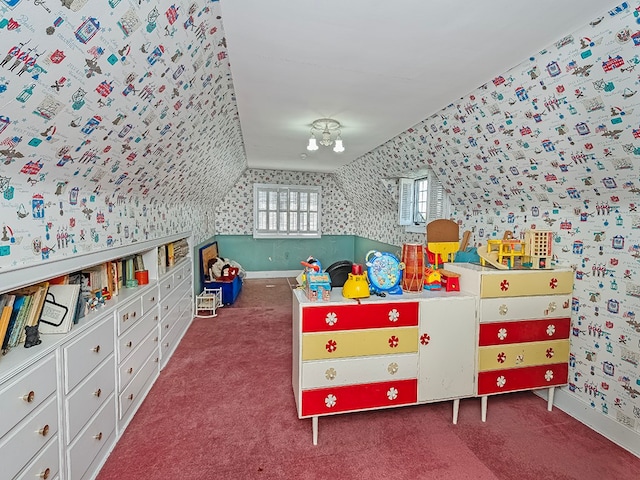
401 243 424 292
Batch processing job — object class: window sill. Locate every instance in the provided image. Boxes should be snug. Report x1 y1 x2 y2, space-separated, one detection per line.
404 224 426 234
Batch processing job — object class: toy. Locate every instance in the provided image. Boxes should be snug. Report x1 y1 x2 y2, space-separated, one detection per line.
426 219 460 269
439 269 460 292
366 250 403 295
523 229 553 269
342 263 370 299
423 267 442 290
299 257 331 301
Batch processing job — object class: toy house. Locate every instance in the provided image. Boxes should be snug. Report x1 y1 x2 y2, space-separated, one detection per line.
523 229 553 269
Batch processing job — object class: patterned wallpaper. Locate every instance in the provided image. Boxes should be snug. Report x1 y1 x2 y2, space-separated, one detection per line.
335 3 640 441
0 1 246 270
215 168 356 235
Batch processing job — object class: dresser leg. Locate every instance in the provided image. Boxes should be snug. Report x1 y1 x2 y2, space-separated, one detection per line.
452 399 460 424
312 416 318 446
547 386 555 411
481 395 487 422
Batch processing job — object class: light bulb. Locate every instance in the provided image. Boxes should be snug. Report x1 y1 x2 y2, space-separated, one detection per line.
307 137 318 151
333 138 344 153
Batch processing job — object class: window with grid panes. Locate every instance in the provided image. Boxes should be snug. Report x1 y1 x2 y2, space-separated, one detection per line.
253 184 321 238
398 170 450 233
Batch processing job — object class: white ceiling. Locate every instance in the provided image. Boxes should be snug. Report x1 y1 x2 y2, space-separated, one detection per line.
219 0 618 173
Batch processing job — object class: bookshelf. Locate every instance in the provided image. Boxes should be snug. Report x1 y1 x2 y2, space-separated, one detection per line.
0 232 194 480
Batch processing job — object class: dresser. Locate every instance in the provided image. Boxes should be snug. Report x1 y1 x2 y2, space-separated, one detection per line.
293 288 476 444
0 233 193 479
445 263 574 421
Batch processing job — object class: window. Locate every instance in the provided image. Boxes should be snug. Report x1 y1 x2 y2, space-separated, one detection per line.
253 184 321 238
398 170 450 233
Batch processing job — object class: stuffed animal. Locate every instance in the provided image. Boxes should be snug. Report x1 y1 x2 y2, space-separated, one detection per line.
208 256 232 280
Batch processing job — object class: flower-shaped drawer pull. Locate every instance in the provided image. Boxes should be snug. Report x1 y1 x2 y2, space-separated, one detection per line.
544 302 557 315
388 362 399 375
497 327 508 341
325 367 337 381
325 312 338 326
388 308 400 322
498 304 508 316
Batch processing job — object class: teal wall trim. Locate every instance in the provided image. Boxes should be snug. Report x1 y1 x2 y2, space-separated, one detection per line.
215 235 356 271
354 237 401 266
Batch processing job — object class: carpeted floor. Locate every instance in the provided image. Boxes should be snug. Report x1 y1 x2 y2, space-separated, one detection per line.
96 278 640 480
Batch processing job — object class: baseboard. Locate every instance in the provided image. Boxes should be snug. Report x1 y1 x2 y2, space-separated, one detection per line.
245 270 300 279
534 388 640 458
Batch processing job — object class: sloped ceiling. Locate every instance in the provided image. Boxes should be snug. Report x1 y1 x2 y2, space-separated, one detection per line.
219 0 619 173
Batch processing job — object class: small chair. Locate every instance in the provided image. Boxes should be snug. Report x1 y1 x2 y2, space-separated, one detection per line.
195 287 223 318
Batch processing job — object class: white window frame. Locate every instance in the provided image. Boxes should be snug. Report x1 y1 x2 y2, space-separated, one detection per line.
253 183 321 239
398 170 451 234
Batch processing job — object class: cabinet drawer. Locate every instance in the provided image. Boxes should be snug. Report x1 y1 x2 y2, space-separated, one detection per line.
173 265 188 284
478 339 570 372
479 318 571 346
141 286 159 315
301 378 417 417
65 356 116 442
477 363 569 395
119 330 159 392
116 297 143 335
159 274 176 300
67 397 116 480
302 302 419 332
301 353 418 389
480 270 573 298
118 349 159 421
479 294 572 323
302 327 418 360
118 308 159 363
0 354 56 438
64 319 114 394
0 395 58 480
159 280 189 316
15 434 59 480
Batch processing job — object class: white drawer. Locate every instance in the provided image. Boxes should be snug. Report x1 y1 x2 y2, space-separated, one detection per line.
0 354 57 438
65 355 116 443
116 297 143 335
173 265 188 284
16 434 59 480
159 282 187 316
0 395 58 480
479 293 573 323
64 319 114 394
119 349 159 421
301 353 419 389
159 274 176 300
118 308 159 363
67 396 116 480
141 286 159 315
118 330 159 392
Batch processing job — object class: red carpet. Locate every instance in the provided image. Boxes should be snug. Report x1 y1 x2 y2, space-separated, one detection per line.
97 278 640 480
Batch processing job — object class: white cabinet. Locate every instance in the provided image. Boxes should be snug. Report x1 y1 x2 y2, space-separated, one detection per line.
0 233 193 479
0 353 59 480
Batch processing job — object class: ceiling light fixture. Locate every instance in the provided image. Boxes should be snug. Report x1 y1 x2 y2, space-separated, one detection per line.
306 118 345 153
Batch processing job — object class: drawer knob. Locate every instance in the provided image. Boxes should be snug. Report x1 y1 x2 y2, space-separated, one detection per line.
154 336 158 342
126 341 133 348
151 296 155 302
39 467 50 479
128 367 134 374
325 368 337 381
132 311 137 318
499 304 508 316
155 357 159 363
123 313 129 322
388 362 399 375
164 342 169 347
94 388 102 397
166 284 171 289
39 424 49 436
165 324 169 329
94 432 103 441
93 345 101 353
154 315 159 321
22 390 35 403
128 394 134 401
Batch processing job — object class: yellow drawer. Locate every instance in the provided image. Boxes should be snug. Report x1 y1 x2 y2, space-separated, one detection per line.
480 270 573 298
478 339 570 371
302 327 418 360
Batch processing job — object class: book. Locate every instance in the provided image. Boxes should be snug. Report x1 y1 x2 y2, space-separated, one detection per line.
167 243 175 267
39 284 81 334
110 260 119 296
158 245 167 275
0 294 15 351
13 282 49 344
8 294 32 348
2 295 26 352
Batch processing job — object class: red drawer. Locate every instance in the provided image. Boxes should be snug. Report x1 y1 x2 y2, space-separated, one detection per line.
302 302 418 332
477 363 569 395
301 379 417 417
479 317 570 346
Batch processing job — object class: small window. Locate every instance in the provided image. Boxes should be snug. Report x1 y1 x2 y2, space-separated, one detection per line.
398 170 450 233
254 184 321 238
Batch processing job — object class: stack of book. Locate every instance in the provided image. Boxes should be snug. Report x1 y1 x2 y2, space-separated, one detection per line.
0 281 49 354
